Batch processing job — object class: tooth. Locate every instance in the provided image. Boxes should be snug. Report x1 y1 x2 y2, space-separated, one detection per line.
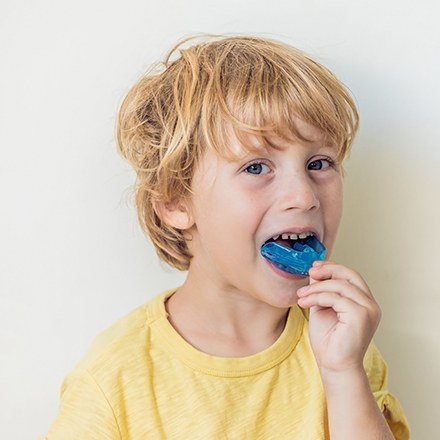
299 233 307 239
272 235 279 240
289 234 299 240
282 234 289 239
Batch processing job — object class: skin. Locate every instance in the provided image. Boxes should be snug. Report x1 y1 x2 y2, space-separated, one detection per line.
159 121 394 439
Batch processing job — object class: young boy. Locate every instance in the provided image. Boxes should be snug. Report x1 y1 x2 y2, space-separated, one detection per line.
44 35 409 439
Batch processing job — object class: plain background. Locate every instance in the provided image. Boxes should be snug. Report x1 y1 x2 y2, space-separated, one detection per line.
1 1 439 438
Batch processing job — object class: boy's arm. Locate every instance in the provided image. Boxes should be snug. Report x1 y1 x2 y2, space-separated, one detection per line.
321 367 394 440
297 261 395 440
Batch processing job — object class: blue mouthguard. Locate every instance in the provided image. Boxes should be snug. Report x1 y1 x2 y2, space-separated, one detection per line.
260 235 326 276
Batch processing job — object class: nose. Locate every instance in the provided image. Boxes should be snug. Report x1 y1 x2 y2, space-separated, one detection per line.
278 172 320 212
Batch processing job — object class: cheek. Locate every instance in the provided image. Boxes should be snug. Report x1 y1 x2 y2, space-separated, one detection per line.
192 190 243 242
323 177 343 213
322 181 343 249
194 188 262 259
330 189 343 223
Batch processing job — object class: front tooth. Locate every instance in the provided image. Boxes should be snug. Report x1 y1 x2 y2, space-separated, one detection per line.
299 233 308 239
289 234 299 240
282 234 289 239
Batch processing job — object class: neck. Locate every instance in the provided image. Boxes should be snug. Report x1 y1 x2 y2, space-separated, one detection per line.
165 270 290 357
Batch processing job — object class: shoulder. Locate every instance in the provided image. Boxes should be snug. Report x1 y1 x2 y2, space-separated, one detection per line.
363 342 411 439
45 290 176 438
363 341 388 390
62 289 174 389
363 341 398 397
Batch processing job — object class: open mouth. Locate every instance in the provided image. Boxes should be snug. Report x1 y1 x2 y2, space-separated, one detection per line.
263 231 317 250
261 232 326 276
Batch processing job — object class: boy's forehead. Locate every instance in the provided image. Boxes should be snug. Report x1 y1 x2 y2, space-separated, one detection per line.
224 121 333 160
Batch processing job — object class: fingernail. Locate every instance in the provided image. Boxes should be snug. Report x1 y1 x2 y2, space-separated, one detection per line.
312 260 324 268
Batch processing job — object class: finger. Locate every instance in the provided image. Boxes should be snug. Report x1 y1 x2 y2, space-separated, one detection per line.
297 291 362 318
298 291 381 329
297 279 373 308
309 261 371 297
297 292 378 329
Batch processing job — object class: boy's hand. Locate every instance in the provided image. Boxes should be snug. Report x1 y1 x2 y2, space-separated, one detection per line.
296 260 381 378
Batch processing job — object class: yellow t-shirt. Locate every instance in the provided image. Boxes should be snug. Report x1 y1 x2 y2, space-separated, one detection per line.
43 289 410 439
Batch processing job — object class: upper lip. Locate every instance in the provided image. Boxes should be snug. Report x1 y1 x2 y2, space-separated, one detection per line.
261 226 321 246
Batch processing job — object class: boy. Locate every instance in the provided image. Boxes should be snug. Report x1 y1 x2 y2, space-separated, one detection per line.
44 35 409 439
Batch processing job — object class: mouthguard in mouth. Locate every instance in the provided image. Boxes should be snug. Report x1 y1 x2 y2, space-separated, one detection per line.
260 235 326 276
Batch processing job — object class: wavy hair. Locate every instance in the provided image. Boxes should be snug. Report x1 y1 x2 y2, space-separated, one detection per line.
116 34 359 270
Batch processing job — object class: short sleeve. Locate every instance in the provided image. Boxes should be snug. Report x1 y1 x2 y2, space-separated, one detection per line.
42 371 121 440
364 342 410 440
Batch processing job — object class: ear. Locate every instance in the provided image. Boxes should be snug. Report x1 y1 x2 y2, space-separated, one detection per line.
153 199 194 231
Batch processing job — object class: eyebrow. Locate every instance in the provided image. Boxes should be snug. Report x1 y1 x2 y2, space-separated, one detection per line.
225 128 340 163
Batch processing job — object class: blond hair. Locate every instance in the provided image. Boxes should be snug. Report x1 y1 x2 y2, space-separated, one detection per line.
116 34 359 271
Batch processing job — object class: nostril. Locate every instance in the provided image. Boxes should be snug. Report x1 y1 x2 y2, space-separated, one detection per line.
280 185 320 212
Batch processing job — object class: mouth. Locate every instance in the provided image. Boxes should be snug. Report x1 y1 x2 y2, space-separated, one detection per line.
262 230 319 250
260 230 326 277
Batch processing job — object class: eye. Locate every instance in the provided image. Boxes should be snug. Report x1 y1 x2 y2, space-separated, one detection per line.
307 158 334 171
244 162 271 175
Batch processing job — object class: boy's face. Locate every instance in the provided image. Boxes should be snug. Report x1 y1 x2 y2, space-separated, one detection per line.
184 121 343 308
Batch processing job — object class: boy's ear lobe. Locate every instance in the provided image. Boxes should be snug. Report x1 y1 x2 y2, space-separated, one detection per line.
153 199 194 230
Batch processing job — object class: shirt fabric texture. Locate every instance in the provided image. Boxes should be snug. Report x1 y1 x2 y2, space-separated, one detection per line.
43 289 410 439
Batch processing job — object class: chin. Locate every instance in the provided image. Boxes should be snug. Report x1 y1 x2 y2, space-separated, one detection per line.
265 290 300 309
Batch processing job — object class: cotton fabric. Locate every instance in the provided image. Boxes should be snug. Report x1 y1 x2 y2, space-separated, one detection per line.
43 289 409 439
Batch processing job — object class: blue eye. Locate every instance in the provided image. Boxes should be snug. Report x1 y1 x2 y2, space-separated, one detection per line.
308 159 333 171
245 162 271 175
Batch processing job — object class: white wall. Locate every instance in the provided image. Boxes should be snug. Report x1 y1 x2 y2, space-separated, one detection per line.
1 1 438 438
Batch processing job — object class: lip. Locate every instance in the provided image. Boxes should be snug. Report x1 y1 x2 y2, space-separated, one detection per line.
260 226 322 247
264 259 309 280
